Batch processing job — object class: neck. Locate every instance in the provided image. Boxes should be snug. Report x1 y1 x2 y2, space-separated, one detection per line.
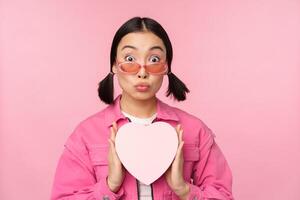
120 92 157 118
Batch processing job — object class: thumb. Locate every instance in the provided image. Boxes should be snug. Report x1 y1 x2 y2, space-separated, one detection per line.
110 121 118 142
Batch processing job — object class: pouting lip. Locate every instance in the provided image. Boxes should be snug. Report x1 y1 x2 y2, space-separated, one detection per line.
134 83 150 88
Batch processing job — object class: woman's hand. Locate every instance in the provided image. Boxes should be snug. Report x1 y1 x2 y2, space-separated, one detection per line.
107 121 126 193
164 124 190 200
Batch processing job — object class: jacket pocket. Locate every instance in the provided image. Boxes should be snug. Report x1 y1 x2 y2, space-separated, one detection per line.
182 143 200 182
88 144 109 181
183 143 199 161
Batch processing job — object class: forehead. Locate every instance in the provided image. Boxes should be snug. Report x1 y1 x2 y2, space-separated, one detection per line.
117 31 166 53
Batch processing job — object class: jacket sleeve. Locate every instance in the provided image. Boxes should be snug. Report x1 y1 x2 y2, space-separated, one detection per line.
186 125 234 200
50 126 125 200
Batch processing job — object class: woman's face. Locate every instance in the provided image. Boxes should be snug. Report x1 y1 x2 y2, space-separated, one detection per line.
112 31 167 101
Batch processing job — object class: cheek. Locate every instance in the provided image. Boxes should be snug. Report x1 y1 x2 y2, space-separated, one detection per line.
151 76 164 91
117 75 133 90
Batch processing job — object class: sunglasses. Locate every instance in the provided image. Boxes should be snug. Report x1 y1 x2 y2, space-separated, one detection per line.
115 60 168 75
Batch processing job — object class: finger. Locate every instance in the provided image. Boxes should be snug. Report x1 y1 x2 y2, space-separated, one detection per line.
176 124 181 142
177 140 184 152
110 122 117 133
112 121 118 131
110 122 118 141
108 138 116 151
179 140 184 150
176 141 184 162
108 138 113 154
176 124 181 133
108 138 115 147
110 127 115 142
179 129 183 142
173 140 182 160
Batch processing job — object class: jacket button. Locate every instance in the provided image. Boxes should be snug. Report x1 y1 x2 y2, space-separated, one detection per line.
102 195 110 200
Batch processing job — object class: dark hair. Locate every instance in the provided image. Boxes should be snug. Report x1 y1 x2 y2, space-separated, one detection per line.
98 16 190 104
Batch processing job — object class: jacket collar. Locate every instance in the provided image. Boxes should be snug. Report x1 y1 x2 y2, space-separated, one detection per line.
104 94 179 127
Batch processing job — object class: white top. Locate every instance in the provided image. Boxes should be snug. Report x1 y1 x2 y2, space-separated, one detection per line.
121 110 157 200
121 110 157 125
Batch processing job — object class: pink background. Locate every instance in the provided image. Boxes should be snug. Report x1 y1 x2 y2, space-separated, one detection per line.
1 0 300 199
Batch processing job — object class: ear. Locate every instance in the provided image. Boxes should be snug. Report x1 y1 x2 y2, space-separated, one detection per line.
112 65 118 74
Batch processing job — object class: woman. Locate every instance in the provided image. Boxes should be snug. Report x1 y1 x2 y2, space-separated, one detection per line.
51 16 234 200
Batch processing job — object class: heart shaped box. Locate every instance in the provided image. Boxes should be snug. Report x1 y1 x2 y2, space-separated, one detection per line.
115 121 179 185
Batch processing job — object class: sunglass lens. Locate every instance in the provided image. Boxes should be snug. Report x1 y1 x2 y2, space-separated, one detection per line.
145 63 167 74
120 62 140 73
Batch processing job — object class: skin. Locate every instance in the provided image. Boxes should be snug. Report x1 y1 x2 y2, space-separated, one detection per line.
107 31 190 200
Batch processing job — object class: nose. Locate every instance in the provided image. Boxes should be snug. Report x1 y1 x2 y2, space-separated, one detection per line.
137 63 148 79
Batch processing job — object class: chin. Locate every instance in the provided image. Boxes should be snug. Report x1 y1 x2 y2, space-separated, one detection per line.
130 91 156 101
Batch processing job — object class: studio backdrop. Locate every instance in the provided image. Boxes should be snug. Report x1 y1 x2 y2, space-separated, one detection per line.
1 0 300 199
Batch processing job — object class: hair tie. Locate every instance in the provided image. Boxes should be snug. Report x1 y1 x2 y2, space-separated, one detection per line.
109 72 114 76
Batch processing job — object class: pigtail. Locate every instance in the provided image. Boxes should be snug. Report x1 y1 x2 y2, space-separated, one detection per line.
166 72 190 101
98 72 114 104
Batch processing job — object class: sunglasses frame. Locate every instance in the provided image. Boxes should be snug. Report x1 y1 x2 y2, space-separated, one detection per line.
115 60 169 75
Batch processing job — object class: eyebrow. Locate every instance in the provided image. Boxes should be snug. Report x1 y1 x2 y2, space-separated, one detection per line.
121 45 165 52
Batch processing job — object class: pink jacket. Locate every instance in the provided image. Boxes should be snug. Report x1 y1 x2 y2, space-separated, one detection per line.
50 94 234 200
